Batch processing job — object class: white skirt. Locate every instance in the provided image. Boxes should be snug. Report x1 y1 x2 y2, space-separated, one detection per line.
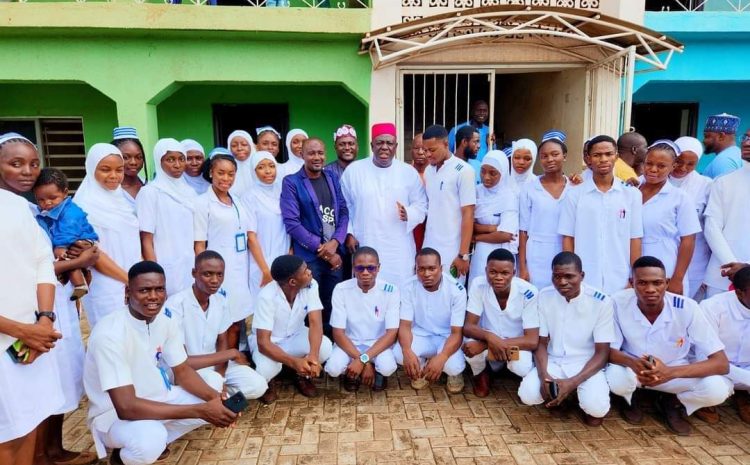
0 347 64 442
52 282 85 414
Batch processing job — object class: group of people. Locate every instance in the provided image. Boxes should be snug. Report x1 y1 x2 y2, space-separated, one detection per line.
1 105 750 465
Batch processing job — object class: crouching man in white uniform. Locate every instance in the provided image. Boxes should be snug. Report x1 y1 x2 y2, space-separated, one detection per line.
463 248 539 398
606 256 732 435
84 261 238 465
519 252 613 426
166 251 267 401
394 248 467 393
325 247 400 392
699 265 750 424
249 255 333 403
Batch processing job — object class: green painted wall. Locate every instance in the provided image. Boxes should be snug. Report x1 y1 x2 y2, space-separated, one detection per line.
157 84 368 162
0 83 118 146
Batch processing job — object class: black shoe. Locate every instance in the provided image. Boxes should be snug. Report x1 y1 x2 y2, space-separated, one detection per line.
657 393 692 436
109 449 123 465
621 389 644 425
341 375 360 392
372 373 387 392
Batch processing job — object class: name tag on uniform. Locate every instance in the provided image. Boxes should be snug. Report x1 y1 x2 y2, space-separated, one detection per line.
235 232 247 252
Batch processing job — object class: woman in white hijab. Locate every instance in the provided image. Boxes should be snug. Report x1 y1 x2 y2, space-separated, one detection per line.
279 129 308 179
468 150 519 284
671 136 713 299
74 143 140 327
227 130 256 197
181 139 210 195
510 138 538 189
136 138 197 295
240 151 291 296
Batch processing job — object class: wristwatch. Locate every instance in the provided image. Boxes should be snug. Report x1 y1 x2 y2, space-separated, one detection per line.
359 353 370 364
458 253 471 261
35 311 56 323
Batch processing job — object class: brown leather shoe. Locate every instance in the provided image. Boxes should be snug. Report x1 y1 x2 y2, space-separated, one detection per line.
472 369 490 398
259 380 277 405
735 390 750 424
583 413 604 427
341 375 360 392
621 389 644 425
658 393 692 436
295 375 318 398
694 406 720 424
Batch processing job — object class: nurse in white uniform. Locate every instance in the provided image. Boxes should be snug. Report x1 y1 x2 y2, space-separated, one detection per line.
670 137 712 299
639 140 701 296
509 138 538 192
74 143 141 327
181 139 210 195
279 129 308 179
226 130 256 198
240 151 290 297
0 133 64 465
469 151 518 284
518 132 572 289
194 153 253 324
137 138 197 296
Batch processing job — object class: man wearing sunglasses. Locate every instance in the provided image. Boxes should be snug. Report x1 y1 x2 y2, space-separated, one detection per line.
324 247 400 392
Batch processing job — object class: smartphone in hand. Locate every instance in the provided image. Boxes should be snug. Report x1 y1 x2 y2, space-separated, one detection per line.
6 340 30 364
547 381 559 399
222 391 248 414
508 346 520 361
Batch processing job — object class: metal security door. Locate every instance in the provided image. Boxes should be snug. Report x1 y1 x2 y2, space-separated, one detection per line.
585 46 636 139
398 69 495 161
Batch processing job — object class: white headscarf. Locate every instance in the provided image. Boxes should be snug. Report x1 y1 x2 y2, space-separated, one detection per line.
74 143 139 230
476 150 517 220
244 150 282 215
180 139 210 194
227 130 256 196
510 138 538 185
151 138 197 211
670 136 705 188
285 129 308 161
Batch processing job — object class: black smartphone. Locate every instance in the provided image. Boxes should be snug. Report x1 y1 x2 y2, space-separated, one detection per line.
646 355 656 367
547 381 559 399
6 340 29 364
222 391 248 414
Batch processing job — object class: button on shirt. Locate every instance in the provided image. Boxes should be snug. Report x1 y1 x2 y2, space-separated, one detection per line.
611 289 723 366
166 287 233 356
84 308 187 446
424 155 477 266
400 273 466 338
467 276 539 338
538 283 615 365
330 278 400 346
701 291 750 368
251 280 323 344
558 178 643 294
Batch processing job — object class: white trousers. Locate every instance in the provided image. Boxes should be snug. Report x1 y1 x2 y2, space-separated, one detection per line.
465 345 534 378
325 344 398 377
197 362 268 400
393 335 466 376
605 364 734 415
100 387 205 465
519 360 610 418
248 328 332 381
728 365 750 390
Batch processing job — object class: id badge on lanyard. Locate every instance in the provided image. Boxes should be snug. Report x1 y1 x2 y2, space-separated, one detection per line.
235 232 247 252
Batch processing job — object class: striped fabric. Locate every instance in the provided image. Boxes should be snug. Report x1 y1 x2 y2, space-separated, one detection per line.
541 129 567 144
112 126 139 140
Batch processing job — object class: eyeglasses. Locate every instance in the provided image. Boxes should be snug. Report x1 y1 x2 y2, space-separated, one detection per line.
353 265 378 273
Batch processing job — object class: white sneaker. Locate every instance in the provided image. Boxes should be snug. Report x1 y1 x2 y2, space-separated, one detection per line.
411 377 429 390
446 374 465 394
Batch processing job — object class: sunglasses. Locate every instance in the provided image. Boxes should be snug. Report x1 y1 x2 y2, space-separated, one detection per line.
354 265 378 273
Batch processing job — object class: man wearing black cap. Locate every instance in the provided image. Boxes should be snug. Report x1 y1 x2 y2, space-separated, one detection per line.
249 255 333 402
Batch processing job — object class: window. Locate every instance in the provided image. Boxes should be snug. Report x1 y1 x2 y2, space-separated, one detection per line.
631 103 699 142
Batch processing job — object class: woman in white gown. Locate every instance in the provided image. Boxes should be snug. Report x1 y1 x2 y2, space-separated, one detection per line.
227 130 256 197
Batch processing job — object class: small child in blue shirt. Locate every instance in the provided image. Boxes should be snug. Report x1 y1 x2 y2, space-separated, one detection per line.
33 168 99 301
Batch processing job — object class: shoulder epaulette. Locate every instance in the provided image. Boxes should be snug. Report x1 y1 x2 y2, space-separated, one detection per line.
455 281 465 291
163 307 172 318
218 288 227 297
523 289 535 300
382 283 395 293
455 163 464 172
673 296 684 309
592 291 606 301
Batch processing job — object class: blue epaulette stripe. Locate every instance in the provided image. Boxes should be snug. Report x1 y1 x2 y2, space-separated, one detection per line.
164 307 172 318
455 164 463 171
673 296 684 309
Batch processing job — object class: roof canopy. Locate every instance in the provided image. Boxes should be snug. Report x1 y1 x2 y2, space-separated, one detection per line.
360 6 683 70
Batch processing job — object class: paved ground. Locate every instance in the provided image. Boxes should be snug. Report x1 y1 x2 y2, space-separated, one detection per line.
63 371 750 465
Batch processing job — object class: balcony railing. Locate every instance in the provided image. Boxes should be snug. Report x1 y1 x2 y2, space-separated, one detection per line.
14 0 369 6
646 0 750 11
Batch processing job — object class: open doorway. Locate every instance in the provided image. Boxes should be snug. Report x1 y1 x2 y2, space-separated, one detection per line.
212 103 289 163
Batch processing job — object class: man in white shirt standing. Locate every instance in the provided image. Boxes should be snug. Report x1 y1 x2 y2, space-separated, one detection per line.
325 247 400 392
341 123 427 287
166 251 267 401
249 255 333 403
518 252 613 427
700 265 750 424
395 248 467 393
84 261 238 465
558 135 643 295
422 124 476 278
703 129 750 297
606 256 731 435
463 249 539 398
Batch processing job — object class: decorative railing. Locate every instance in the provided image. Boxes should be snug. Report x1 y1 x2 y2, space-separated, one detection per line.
401 0 601 23
647 0 750 11
14 0 369 7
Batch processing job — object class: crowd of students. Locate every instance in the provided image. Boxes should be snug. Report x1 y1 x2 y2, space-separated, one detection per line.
1 109 749 465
